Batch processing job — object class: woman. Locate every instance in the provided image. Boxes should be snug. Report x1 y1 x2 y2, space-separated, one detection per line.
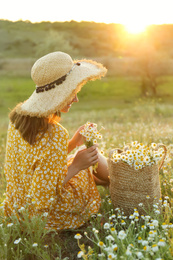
3 51 109 230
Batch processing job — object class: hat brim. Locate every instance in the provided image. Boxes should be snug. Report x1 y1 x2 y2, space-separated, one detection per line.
15 59 107 118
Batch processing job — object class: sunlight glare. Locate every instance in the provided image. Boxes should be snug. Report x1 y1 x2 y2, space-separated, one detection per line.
124 21 148 34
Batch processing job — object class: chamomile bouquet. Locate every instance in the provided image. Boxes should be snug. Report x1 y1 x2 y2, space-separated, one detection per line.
111 141 166 170
80 122 103 172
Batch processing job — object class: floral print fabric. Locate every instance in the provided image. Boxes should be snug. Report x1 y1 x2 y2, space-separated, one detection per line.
3 122 101 230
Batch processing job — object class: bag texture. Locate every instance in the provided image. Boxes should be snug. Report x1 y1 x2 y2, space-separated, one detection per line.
108 145 166 215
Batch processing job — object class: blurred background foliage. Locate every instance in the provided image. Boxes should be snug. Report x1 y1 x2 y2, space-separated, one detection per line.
0 19 173 97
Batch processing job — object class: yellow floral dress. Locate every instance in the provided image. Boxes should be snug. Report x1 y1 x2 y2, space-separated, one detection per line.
3 122 101 230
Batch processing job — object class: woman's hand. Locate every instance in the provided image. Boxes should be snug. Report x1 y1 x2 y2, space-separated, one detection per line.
68 125 86 153
63 145 98 186
72 145 98 172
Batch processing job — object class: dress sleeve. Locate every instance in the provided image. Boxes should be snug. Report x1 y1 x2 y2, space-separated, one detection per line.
30 124 68 210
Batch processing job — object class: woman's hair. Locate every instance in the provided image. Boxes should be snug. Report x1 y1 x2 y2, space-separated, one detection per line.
9 108 61 145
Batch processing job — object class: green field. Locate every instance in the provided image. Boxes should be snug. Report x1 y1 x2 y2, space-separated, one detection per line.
0 75 173 259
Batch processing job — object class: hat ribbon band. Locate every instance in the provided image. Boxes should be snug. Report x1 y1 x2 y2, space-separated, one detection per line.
36 62 81 93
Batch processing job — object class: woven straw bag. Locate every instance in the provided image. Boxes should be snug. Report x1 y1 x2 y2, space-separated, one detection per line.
108 144 167 215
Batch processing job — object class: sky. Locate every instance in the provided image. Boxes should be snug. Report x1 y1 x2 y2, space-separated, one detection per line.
0 0 173 32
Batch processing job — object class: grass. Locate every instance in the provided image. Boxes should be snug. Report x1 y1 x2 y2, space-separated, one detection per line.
0 75 173 259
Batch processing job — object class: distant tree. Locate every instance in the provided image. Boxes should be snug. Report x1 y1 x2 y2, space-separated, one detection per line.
122 33 164 96
136 39 167 96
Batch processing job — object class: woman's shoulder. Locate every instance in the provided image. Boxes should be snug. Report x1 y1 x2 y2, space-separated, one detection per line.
51 123 69 138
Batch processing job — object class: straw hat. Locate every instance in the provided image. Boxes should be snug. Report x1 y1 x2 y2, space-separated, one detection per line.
15 51 107 117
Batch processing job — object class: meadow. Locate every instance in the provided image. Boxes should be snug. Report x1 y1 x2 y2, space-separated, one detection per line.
0 74 173 259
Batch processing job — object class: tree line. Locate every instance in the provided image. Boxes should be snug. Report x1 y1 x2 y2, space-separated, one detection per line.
0 19 173 59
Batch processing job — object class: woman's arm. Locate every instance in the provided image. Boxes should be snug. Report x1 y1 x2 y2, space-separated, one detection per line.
68 125 85 154
63 145 98 186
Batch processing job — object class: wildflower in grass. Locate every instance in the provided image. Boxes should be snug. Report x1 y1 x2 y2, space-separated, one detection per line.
121 220 126 225
92 228 99 234
153 203 159 209
133 210 139 216
151 219 159 227
142 240 148 246
151 244 159 252
144 215 150 221
7 223 13 227
143 245 150 251
138 237 143 243
149 223 155 229
110 227 117 235
158 239 166 247
118 230 127 240
149 231 157 238
112 244 118 252
163 200 168 207
98 253 105 257
126 248 132 256
74 233 82 239
98 241 105 247
77 251 84 258
136 251 144 259
104 223 110 229
14 238 21 244
135 216 139 222
129 214 134 219
44 244 48 248
141 225 146 230
161 223 168 229
32 243 38 247
107 253 116 259
106 235 114 241
97 213 102 217
154 209 160 214
168 223 173 228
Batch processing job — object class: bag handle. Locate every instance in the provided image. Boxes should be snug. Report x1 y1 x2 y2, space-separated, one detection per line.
109 148 123 159
156 144 167 170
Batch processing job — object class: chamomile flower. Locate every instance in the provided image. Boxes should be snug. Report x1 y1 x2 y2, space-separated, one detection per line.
158 239 166 247
77 251 84 258
151 244 159 252
74 233 82 239
103 223 110 229
14 238 21 244
32 243 38 247
118 230 127 240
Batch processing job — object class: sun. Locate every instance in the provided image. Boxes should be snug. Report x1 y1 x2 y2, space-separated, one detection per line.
123 21 148 34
